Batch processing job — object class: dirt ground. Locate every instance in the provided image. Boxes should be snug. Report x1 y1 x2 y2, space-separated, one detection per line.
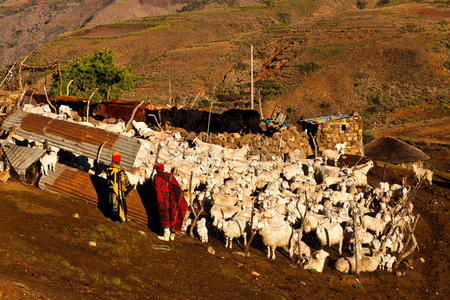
0 159 448 299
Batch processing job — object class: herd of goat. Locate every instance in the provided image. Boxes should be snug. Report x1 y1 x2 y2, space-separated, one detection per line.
9 104 429 274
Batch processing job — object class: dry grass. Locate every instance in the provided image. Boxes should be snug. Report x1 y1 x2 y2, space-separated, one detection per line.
18 1 449 127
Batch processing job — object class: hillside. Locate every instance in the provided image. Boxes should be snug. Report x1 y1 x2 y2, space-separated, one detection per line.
0 0 194 68
15 0 448 128
0 162 447 299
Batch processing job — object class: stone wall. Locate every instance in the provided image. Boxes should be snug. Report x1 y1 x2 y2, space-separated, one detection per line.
172 125 314 161
316 116 363 155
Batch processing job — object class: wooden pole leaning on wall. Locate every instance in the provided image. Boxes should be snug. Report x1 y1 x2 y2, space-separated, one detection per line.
250 45 254 110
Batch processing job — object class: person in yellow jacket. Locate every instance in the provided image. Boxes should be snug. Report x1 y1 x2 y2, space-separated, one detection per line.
106 150 132 223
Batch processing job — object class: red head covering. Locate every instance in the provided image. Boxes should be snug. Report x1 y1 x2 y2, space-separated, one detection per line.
112 150 121 163
154 163 164 173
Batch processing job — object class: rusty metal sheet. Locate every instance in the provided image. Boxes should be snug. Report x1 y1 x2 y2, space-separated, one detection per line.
1 142 45 175
38 163 148 224
1 111 142 171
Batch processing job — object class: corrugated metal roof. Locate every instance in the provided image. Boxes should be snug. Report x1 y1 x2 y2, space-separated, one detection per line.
303 113 360 124
1 111 142 171
39 163 148 224
1 142 45 175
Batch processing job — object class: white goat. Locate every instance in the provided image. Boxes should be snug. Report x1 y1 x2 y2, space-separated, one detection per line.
412 164 433 185
335 254 381 273
362 215 386 237
217 218 247 249
322 143 346 166
303 249 329 273
257 215 296 260
316 223 344 254
196 218 208 243
39 147 59 175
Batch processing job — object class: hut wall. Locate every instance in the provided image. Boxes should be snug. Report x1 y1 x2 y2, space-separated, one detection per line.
316 116 363 155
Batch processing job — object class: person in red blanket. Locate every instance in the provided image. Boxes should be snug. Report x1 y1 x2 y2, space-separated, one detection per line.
153 163 188 241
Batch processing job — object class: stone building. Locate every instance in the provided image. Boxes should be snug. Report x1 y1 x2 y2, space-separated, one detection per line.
302 113 363 156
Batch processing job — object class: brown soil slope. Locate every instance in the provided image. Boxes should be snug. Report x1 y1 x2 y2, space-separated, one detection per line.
21 1 449 126
0 161 447 299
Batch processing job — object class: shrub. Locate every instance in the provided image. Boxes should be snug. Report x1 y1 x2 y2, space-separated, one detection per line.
400 24 425 33
377 0 390 5
49 49 136 102
235 62 249 71
254 79 286 97
363 131 375 144
299 62 321 75
356 1 367 9
319 101 331 109
260 0 275 8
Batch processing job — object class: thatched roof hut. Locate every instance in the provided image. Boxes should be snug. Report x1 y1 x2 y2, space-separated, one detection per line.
364 137 430 167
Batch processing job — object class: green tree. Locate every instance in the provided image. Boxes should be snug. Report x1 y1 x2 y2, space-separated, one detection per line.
50 49 136 102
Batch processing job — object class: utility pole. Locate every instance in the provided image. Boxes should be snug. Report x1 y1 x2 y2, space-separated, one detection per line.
250 45 254 110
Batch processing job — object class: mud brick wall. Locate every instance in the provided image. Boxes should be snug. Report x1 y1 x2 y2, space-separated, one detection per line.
316 116 363 155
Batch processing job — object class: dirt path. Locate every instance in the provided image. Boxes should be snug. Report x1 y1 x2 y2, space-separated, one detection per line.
0 169 447 299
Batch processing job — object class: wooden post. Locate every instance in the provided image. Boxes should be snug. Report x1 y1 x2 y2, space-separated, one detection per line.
16 84 28 111
106 85 111 102
66 79 73 96
43 81 57 113
258 90 264 119
308 132 318 158
18 56 28 91
244 196 256 256
28 89 35 105
169 79 172 106
250 45 254 110
206 100 213 143
58 64 62 96
125 101 145 132
352 202 360 275
85 88 98 122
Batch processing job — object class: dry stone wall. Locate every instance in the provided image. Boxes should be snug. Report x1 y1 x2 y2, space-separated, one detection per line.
316 116 363 155
170 125 314 161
